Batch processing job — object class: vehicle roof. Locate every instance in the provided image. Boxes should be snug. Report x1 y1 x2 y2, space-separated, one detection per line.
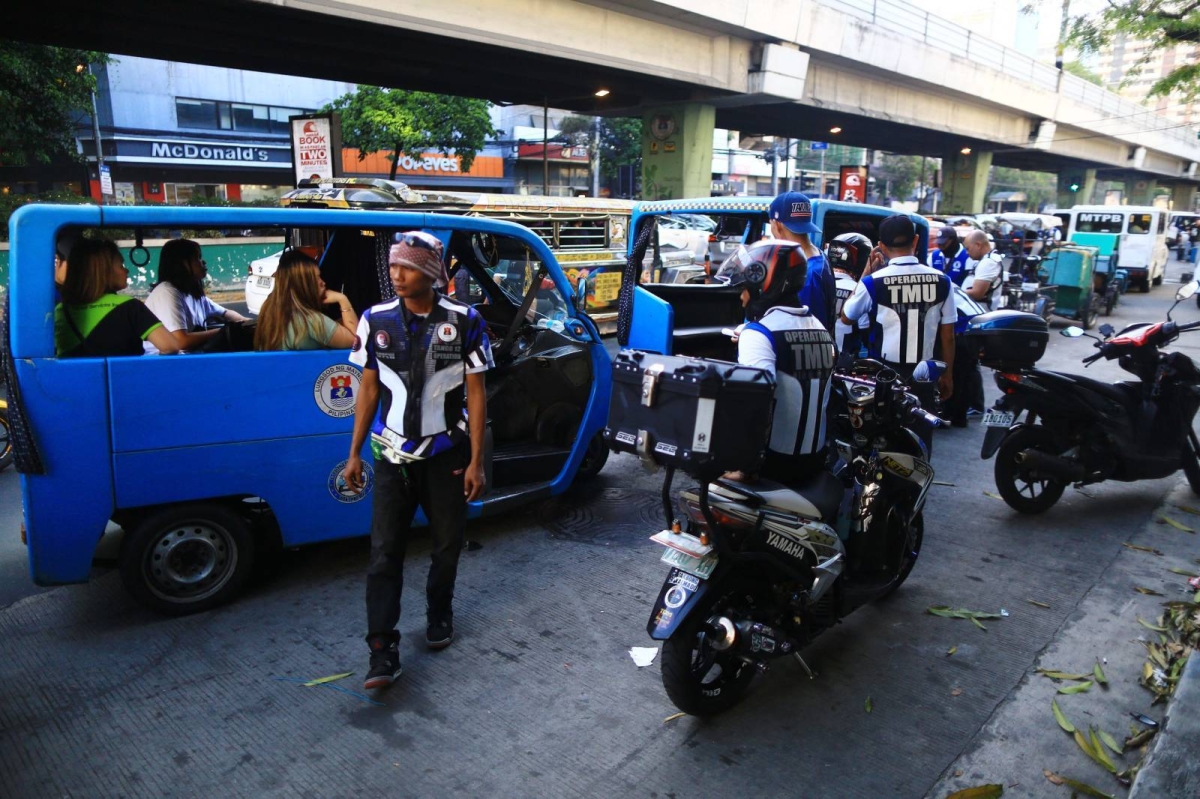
284 178 634 215
1068 205 1162 213
634 197 917 222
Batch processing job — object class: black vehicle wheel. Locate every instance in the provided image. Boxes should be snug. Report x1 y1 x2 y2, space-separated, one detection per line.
1139 278 1152 293
575 432 610 481
660 588 761 716
0 408 11 472
1104 289 1117 316
1183 437 1200 496
119 502 255 616
1152 273 1164 287
994 426 1067 514
877 511 924 600
1080 292 1097 330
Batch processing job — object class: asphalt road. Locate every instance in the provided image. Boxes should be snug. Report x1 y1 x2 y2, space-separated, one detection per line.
1 259 1198 797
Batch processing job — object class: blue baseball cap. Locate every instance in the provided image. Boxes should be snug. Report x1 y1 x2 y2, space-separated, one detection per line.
769 191 820 235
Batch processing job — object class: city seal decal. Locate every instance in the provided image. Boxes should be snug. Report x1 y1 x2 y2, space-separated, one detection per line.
328 458 373 503
314 364 362 418
436 322 458 343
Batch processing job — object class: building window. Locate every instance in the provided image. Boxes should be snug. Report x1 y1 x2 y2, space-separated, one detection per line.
164 183 228 204
177 98 311 134
176 98 224 130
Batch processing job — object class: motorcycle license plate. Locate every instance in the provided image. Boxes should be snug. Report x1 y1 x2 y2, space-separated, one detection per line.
256 276 273 288
982 409 1015 428
660 547 717 580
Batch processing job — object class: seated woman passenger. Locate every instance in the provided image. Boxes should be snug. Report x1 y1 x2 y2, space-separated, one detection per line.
56 238 180 358
144 238 249 354
254 249 358 351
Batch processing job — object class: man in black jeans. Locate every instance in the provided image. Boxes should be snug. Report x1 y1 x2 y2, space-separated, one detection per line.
344 231 492 691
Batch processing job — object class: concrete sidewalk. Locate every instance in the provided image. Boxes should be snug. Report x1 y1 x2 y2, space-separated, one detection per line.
929 480 1200 799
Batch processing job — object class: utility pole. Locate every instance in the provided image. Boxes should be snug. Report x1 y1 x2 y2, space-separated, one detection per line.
87 63 105 205
542 97 550 197
819 149 826 199
591 116 600 197
919 156 927 212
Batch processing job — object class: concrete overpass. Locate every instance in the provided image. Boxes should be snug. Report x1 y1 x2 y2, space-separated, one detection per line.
9 0 1200 210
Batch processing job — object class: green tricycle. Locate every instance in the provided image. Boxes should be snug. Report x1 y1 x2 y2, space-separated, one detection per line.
1039 244 1104 329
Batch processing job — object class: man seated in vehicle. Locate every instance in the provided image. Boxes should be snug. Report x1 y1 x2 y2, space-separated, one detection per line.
717 239 836 486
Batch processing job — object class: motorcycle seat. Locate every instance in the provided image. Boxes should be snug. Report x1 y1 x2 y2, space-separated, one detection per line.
1041 371 1142 410
729 470 843 522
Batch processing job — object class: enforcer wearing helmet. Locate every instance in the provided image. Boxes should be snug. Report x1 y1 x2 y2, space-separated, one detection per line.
715 239 809 321
827 232 872 280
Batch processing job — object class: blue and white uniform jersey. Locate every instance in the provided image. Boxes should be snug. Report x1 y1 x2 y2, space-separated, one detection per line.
349 294 493 463
928 247 971 285
952 284 988 335
841 255 957 366
739 307 836 457
799 252 838 335
833 270 868 356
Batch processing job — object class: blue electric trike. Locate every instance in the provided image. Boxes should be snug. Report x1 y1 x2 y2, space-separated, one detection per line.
6 204 611 614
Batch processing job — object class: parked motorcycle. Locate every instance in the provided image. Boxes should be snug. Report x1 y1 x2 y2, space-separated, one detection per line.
974 281 1200 514
607 353 942 716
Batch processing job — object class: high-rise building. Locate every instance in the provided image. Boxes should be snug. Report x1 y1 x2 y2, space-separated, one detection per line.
1093 34 1198 130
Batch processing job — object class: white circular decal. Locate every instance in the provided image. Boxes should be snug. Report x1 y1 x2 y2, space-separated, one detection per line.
314 365 362 418
328 459 373 503
664 585 689 609
437 323 458 343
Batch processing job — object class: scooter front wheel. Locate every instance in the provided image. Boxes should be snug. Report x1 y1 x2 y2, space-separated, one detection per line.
994 426 1066 514
1182 435 1200 496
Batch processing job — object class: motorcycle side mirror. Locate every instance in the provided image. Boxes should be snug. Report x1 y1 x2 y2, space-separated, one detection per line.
1175 280 1199 301
1099 323 1115 339
1060 326 1085 338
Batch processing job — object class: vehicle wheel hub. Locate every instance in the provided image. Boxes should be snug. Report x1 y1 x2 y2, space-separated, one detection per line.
145 523 237 602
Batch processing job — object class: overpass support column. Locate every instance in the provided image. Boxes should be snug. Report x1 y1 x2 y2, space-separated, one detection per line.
1056 169 1096 208
1124 177 1158 206
1171 184 1198 212
941 150 993 214
641 103 715 200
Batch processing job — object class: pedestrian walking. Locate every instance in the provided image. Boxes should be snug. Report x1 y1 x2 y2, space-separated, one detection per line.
767 191 838 334
343 231 493 691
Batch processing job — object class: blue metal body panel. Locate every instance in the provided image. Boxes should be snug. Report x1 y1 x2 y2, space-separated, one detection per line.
627 287 674 354
8 204 609 586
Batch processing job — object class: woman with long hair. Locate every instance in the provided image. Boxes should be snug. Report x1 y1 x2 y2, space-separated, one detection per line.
56 238 180 358
144 238 248 354
254 249 357 350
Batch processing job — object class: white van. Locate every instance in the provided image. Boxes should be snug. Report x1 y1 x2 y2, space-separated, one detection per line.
1062 205 1170 292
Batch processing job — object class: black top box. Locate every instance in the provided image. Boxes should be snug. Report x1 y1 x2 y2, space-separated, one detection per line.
964 310 1049 369
606 350 775 478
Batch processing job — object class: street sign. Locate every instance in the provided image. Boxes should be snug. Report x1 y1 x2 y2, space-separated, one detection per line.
810 142 829 151
99 164 113 196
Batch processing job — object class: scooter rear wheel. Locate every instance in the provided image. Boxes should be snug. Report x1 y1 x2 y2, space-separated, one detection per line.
994 426 1066 514
1183 437 1200 496
660 588 761 716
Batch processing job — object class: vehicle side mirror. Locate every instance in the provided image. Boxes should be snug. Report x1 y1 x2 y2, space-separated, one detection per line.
1099 323 1115 338
1061 326 1084 338
1175 280 1198 301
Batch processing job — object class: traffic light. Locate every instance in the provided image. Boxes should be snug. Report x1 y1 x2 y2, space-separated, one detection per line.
1068 178 1081 192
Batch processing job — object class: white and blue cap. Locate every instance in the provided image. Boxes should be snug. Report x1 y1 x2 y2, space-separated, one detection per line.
769 191 820 236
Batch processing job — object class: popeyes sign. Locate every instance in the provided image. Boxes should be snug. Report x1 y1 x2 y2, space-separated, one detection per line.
289 113 343 186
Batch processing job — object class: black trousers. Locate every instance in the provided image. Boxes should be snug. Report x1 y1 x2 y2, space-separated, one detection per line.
945 336 983 425
366 445 467 640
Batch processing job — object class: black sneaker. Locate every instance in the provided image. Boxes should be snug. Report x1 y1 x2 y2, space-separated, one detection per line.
426 619 454 650
363 636 402 690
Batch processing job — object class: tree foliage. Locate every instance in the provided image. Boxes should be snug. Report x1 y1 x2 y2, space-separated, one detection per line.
988 167 1058 211
325 86 495 179
0 43 109 167
872 154 925 202
1069 1 1200 101
560 115 643 179
1064 60 1103 86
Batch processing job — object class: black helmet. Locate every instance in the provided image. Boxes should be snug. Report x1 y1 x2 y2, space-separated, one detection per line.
827 232 872 279
715 239 808 321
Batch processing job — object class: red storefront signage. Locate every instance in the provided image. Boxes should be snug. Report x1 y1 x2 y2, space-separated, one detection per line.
839 166 868 203
517 143 591 161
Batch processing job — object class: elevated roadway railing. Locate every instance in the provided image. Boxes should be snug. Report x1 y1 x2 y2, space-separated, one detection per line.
823 0 1196 149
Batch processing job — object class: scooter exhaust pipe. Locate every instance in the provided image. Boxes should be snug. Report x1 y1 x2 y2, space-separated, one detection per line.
1015 448 1086 482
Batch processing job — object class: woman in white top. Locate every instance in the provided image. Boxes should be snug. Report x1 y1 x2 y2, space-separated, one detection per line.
144 239 248 354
